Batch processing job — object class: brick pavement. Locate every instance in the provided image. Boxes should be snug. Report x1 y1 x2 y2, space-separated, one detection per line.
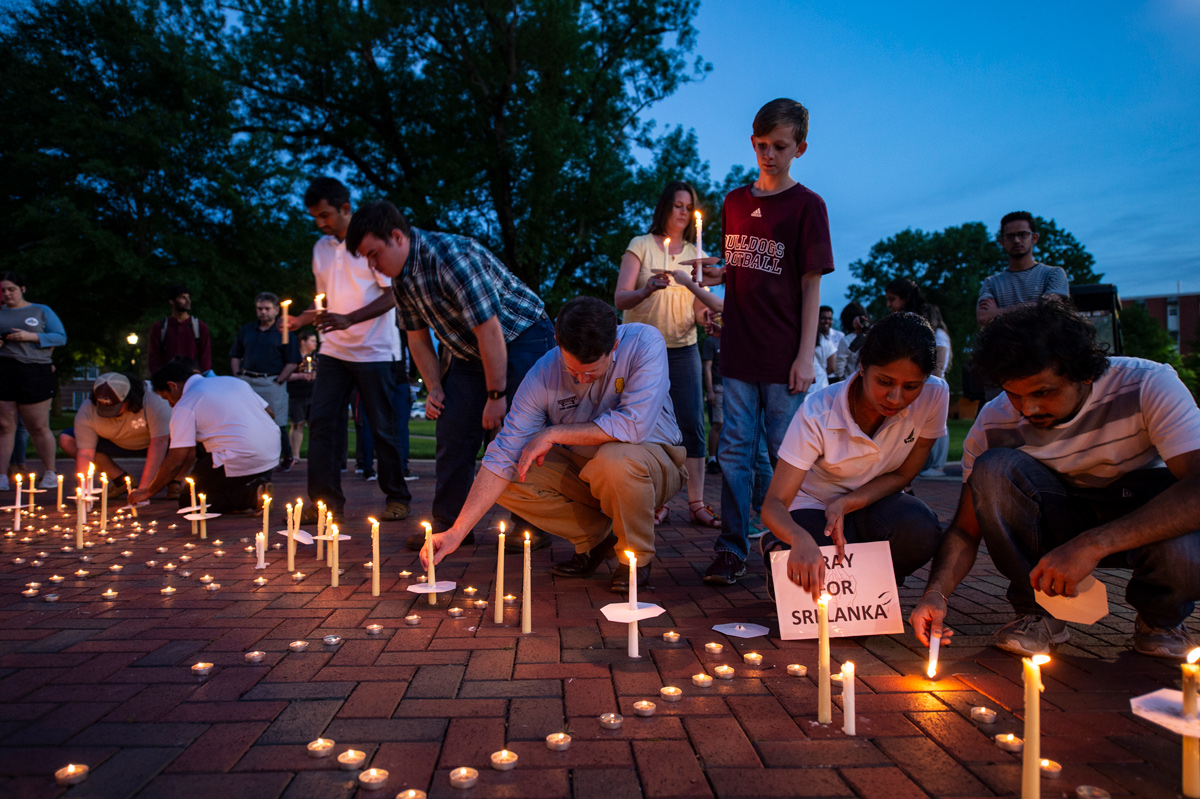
1 459 1197 798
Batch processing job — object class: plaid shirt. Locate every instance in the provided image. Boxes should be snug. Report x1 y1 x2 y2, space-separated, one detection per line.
392 228 544 361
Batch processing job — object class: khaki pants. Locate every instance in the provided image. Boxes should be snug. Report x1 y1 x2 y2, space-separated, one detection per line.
498 441 687 562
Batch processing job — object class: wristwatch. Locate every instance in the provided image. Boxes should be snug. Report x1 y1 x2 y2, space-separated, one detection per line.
487 390 505 400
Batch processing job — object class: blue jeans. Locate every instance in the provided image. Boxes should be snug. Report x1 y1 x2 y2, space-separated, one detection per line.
667 344 705 458
432 317 555 531
356 382 413 473
307 355 411 511
716 377 806 561
969 448 1200 628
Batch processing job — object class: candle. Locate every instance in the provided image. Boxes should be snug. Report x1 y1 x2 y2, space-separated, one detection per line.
21 588 38 598
1076 788 1111 799
56 473 63 511
315 500 325 561
599 712 623 729
927 631 941 679
86 462 94 497
289 640 309 652
449 767 479 789
245 651 266 663
191 662 214 676
693 210 704 282
522 532 533 634
44 594 60 603
842 662 856 736
663 237 671 275
54 764 89 786
186 477 196 535
330 523 340 588
743 652 763 667
405 614 421 626
101 589 117 600
489 749 518 771
280 299 291 344
995 733 1024 753
972 706 998 724
323 634 342 647
314 293 325 313
198 493 208 539
423 521 435 605
503 593 516 604
714 665 735 680
292 571 306 582
49 574 65 584
818 592 832 724
306 738 335 758
1040 759 1063 779
705 642 723 655
370 517 381 597
164 562 177 572
357 768 388 791
99 473 108 532
692 673 713 688
366 624 383 636
1022 655 1050 799
1183 648 1199 798
261 493 271 541
256 531 266 569
633 700 656 717
12 473 21 532
160 586 176 597
399 570 412 579
463 585 477 595
495 521 505 624
74 487 83 547
663 631 680 643
396 791 427 799
660 686 683 702
285 503 295 572
546 732 572 751
474 599 488 609
337 749 366 770
787 664 808 677
253 577 268 587
625 550 637 656
448 607 464 618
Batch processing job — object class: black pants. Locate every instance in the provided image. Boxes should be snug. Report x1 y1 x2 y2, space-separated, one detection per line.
180 445 271 514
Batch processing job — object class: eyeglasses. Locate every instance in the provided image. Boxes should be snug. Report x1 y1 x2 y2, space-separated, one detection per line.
1000 231 1033 242
563 364 606 380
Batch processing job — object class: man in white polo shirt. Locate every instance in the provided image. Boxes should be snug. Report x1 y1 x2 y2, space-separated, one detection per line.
130 359 279 513
911 300 1200 658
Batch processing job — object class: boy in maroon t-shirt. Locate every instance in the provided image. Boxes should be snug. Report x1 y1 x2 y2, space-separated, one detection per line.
704 98 835 586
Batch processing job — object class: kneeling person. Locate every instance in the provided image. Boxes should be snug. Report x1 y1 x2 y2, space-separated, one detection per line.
130 359 279 513
761 313 948 601
421 297 686 593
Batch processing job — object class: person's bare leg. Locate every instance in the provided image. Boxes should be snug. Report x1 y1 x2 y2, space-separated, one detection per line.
18 399 55 472
0 401 17 474
289 423 305 462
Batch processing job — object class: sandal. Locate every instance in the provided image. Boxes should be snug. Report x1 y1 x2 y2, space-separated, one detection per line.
688 500 721 529
653 506 670 525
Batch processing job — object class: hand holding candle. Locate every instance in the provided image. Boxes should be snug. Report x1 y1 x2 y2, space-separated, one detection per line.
927 632 941 679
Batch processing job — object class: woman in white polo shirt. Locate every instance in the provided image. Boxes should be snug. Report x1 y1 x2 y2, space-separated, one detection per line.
760 312 949 601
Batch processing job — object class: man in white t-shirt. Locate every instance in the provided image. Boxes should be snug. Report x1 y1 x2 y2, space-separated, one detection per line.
131 360 280 513
911 300 1200 658
287 178 412 524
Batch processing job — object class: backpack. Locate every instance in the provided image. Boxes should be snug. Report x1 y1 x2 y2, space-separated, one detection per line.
161 316 201 343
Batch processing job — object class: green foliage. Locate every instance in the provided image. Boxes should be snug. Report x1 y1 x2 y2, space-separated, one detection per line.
1121 303 1180 364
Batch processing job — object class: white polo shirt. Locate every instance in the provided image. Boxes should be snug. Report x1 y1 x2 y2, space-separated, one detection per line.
312 235 400 363
778 373 949 511
169 374 280 477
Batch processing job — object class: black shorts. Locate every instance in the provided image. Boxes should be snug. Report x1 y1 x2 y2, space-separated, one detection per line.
288 396 312 425
0 358 56 404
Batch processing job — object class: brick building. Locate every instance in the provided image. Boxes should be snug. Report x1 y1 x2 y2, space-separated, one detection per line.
1123 290 1200 356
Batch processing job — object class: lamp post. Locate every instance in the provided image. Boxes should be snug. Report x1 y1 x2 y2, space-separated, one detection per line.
126 333 139 372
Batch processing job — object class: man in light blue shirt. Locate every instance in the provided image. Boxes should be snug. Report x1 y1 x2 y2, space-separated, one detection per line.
421 297 686 593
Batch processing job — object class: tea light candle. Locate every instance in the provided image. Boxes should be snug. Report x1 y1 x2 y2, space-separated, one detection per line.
405 614 421 626
54 763 89 786
662 631 681 643
199 574 214 584
109 564 123 573
289 640 309 652
995 733 1024 753
398 570 412 578
306 738 335 758
21 588 38 598
504 593 517 605
357 768 389 791
633 700 657 717
253 577 268 587
449 767 479 789
44 594 60 603
163 562 176 571
787 664 808 677
705 642 723 654
292 572 305 582
660 686 683 702
214 550 225 557
599 712 623 729
156 546 169 553
692 673 713 688
78 555 92 562
972 706 998 724
145 560 158 567
546 732 571 751
121 550 133 557
184 542 196 549
473 599 488 609
1039 759 1062 779
205 583 221 592
489 749 518 771
49 574 65 584
323 634 342 646
26 582 41 589
714 665 735 680
462 586 477 595
101 589 118 600
743 652 763 667
191 662 214 676
73 569 89 578
396 791 427 799
337 749 366 770
447 607 464 618
160 586 176 596
366 624 384 636
245 651 266 664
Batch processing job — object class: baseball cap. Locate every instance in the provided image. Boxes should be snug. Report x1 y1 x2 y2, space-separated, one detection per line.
93 373 132 417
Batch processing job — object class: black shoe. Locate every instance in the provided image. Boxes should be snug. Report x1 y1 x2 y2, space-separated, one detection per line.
279 459 293 473
706 458 721 475
505 529 552 553
551 533 617 578
703 551 747 586
406 529 474 550
610 562 651 594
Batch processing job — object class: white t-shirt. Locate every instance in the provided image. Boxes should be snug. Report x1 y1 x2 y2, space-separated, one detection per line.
312 235 401 362
934 328 952 375
169 374 280 477
962 357 1200 488
74 384 172 451
778 373 949 511
816 336 838 381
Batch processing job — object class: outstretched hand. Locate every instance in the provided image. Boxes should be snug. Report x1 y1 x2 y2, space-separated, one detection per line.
910 593 956 648
419 530 465 569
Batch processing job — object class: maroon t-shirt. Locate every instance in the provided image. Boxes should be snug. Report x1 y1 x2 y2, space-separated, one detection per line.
719 182 834 384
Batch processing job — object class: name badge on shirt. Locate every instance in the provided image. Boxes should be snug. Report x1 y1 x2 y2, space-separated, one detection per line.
615 378 624 394
557 396 579 411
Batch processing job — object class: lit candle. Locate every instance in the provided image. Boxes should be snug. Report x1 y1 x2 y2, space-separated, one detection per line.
663 631 680 643
503 594 517 605
818 593 832 723
245 651 266 664
1183 648 1199 798
199 574 213 584
599 712 623 729
522 532 532 634
253 577 268 587
56 473 63 511
396 790 427 799
1040 759 1063 779
99 473 108 532
186 477 197 536
357 768 389 791
74 487 84 547
546 732 571 751
87 462 94 497
54 764 89 786
495 521 505 624
842 662 856 736
743 652 763 667
289 640 309 652
625 550 638 656
489 749 518 771
198 493 208 539
191 662 213 676
1022 655 1050 799
12 473 21 532
366 624 384 635
405 614 421 626
280 299 291 344
423 521 435 605
660 686 683 702
633 700 656 717
261 493 271 541
996 733 1024 753
337 749 366 770
463 585 477 595
256 531 267 569
124 475 136 517
314 293 325 313
285 503 295 571
663 237 671 276
693 210 704 282
705 642 723 655
972 706 997 724
787 664 808 677
315 500 325 561
370 517 381 597
330 524 340 587
473 599 488 609
160 586 176 597
714 665 735 680
927 631 941 679
448 607 464 618
306 738 335 758
692 673 713 688
449 767 479 789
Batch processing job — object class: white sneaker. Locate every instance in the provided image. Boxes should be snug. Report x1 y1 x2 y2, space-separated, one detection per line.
39 470 58 490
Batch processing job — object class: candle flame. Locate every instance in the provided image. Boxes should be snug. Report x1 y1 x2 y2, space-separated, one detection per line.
525 531 530 541
67 765 76 774
368 516 378 525
926 663 937 679
422 521 432 533
499 521 505 533
1031 654 1051 666
280 299 292 307
1005 734 1015 741
1040 759 1050 767
1188 648 1200 664
818 592 831 607
842 661 855 675
186 477 194 485
694 210 701 221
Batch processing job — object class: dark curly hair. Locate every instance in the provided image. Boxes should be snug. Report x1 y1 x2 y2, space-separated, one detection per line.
972 298 1109 386
857 312 936 376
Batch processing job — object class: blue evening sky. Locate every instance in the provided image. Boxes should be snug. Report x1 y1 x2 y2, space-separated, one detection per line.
645 0 1200 309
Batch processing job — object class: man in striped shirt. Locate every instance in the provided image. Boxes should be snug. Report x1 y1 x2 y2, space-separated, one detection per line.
976 211 1069 326
911 300 1200 658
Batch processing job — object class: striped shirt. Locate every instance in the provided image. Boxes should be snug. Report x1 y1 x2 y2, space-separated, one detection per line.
392 228 544 361
962 358 1200 488
978 263 1069 309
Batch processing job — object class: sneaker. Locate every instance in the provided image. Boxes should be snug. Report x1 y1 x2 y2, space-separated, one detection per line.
704 551 747 586
363 470 377 482
404 470 419 481
38 470 58 490
1132 615 1198 658
995 614 1069 656
705 458 721 475
747 512 768 540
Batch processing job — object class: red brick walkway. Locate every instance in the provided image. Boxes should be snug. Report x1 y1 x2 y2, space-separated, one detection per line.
1 461 1196 798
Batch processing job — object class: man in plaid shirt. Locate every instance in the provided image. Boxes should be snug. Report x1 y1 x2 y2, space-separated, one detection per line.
347 201 555 550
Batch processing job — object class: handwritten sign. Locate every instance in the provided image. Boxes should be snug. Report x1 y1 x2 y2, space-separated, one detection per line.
770 541 904 640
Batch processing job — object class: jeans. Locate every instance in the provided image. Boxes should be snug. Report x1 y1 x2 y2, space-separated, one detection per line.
307 355 412 511
432 317 555 531
716 377 806 561
182 445 271 514
923 433 949 471
667 344 705 458
356 382 413 473
969 447 1200 628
